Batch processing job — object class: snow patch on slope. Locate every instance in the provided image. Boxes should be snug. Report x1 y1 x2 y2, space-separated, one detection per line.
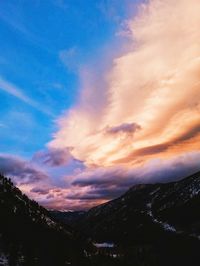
146 203 176 232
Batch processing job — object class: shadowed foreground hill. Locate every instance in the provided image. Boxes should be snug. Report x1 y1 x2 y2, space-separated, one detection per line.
53 171 200 266
0 174 86 266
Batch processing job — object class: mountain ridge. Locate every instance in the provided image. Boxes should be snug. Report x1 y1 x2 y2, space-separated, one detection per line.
0 174 85 266
2 170 200 265
77 170 200 240
51 170 200 266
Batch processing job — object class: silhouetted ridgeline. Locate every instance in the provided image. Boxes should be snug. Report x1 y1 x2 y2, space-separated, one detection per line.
52 171 200 266
0 174 86 266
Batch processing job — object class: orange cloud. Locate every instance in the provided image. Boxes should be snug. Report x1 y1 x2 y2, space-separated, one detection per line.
49 0 200 171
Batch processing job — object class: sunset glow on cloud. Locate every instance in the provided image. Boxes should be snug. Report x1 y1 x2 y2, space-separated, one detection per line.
1 0 200 210
50 0 200 167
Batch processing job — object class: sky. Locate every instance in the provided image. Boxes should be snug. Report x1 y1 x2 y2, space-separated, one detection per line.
0 0 200 211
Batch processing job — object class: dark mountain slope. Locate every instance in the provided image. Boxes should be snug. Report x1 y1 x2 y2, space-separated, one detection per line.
0 174 86 266
50 211 86 227
78 171 200 242
151 171 200 235
71 171 200 266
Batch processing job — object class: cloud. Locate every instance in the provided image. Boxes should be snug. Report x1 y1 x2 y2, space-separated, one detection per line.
0 4 51 53
33 148 73 167
0 154 48 185
40 0 200 210
106 122 141 135
72 152 200 188
69 151 200 205
32 151 200 211
49 0 200 170
97 0 134 23
30 187 50 195
115 123 200 164
0 76 52 116
59 47 81 73
3 0 199 211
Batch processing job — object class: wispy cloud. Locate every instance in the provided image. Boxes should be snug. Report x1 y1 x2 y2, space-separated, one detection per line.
33 148 73 167
97 0 133 23
0 3 52 54
59 47 81 73
0 76 53 116
0 154 48 185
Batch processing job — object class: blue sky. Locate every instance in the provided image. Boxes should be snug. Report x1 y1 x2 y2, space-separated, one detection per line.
0 0 131 158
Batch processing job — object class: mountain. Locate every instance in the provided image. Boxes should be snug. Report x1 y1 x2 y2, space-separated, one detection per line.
2 170 200 266
0 174 86 266
56 171 200 266
50 211 86 227
79 171 200 241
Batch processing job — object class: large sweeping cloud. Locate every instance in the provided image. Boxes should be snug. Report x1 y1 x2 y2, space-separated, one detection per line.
49 0 200 170
9 0 200 210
